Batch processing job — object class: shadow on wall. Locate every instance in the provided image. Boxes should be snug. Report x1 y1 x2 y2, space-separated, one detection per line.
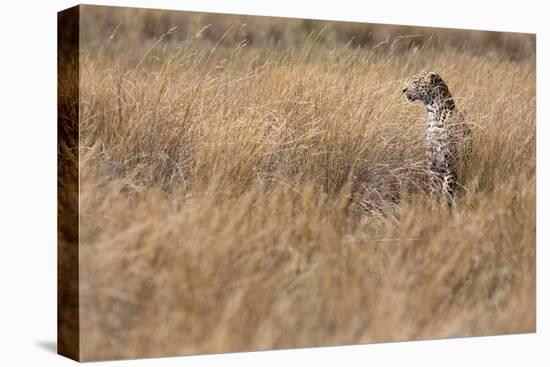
36 340 57 354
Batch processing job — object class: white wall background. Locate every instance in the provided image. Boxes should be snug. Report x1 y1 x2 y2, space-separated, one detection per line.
0 1 547 366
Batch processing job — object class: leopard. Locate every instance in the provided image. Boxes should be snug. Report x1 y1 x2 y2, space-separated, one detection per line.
349 71 470 216
402 71 470 202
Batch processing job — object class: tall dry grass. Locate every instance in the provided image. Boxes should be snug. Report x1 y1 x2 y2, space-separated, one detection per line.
75 6 535 361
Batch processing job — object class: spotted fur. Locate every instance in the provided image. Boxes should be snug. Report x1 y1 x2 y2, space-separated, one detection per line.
349 72 469 215
402 71 470 201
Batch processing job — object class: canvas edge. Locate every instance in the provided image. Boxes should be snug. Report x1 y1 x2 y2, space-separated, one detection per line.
57 4 81 362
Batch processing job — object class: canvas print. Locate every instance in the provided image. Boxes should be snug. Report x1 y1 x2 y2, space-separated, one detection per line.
57 4 536 362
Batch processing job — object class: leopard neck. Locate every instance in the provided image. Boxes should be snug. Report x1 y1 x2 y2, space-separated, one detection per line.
425 94 455 126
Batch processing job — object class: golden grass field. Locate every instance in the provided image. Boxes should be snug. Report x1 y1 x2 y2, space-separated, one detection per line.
70 6 535 360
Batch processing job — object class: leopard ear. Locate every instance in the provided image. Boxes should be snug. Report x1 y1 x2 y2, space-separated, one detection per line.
428 72 441 85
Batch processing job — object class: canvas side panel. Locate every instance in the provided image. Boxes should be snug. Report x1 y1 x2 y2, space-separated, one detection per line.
57 5 80 362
